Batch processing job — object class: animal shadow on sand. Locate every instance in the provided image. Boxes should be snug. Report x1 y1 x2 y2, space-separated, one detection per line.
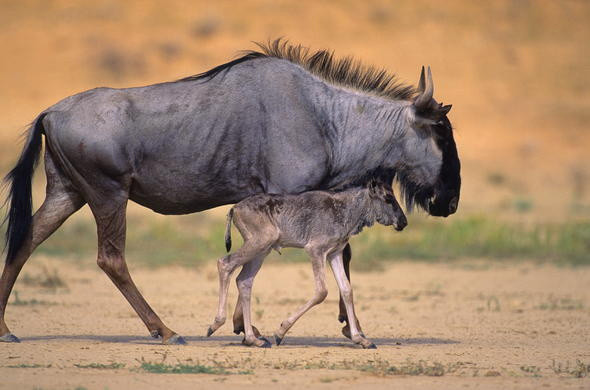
20 335 459 347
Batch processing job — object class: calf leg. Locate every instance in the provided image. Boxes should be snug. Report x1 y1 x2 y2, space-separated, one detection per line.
92 198 183 345
236 254 271 347
338 243 365 339
231 298 261 338
274 247 328 346
329 252 375 349
207 241 268 337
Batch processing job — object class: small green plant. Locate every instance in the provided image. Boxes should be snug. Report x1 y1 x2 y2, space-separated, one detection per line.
7 363 51 368
255 309 264 320
379 360 447 376
139 361 236 375
140 362 227 374
520 365 541 377
513 198 533 213
536 296 584 311
20 266 67 289
10 291 56 306
74 362 125 369
552 360 589 378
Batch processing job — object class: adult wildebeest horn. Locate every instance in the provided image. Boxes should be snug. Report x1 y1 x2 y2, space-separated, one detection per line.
414 66 433 111
417 66 426 93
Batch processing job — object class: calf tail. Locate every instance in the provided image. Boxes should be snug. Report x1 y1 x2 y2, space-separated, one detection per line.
224 208 234 252
2 113 46 263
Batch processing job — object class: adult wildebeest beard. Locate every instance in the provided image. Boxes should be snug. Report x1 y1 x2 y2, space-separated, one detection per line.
1 39 461 345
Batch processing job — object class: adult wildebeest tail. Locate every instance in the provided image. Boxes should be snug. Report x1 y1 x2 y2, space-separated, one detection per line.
3 113 46 264
224 208 234 252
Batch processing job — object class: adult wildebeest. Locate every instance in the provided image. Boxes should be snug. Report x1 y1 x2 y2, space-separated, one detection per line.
1 39 460 344
208 179 407 348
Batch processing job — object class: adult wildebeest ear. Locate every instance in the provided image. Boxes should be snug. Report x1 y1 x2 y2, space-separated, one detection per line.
439 104 452 116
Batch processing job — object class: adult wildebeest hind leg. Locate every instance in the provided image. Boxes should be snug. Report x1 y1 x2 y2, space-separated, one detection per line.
0 151 84 342
1 115 184 344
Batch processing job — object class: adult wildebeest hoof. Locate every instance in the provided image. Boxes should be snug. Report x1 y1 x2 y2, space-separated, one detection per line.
274 334 283 346
0 333 20 343
163 334 187 345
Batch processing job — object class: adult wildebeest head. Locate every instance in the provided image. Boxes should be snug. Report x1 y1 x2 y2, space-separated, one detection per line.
392 67 461 217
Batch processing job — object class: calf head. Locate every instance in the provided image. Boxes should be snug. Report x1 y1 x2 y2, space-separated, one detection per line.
368 180 407 231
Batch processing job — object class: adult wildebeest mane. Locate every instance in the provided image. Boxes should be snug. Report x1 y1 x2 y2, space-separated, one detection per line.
180 39 416 101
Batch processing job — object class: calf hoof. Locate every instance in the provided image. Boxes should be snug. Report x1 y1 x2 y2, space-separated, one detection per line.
341 324 351 339
341 323 365 340
358 339 377 349
233 325 261 338
0 333 20 343
206 327 215 337
258 337 272 348
242 336 272 348
233 325 244 335
274 334 284 346
163 334 187 345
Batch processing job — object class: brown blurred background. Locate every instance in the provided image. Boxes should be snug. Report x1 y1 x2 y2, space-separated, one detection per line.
0 0 589 265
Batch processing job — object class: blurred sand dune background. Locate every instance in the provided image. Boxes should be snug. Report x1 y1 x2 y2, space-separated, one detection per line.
1 0 589 223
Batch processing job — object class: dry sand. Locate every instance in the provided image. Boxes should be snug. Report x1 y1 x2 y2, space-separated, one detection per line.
1 257 588 389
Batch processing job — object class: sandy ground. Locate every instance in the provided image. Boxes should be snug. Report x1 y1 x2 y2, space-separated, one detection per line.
1 257 589 389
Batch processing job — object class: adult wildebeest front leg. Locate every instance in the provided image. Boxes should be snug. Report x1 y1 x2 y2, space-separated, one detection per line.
91 193 184 345
338 243 365 340
329 250 375 349
274 245 328 346
0 152 84 342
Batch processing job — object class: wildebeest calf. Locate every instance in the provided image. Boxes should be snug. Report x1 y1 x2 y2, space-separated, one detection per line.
207 180 407 349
